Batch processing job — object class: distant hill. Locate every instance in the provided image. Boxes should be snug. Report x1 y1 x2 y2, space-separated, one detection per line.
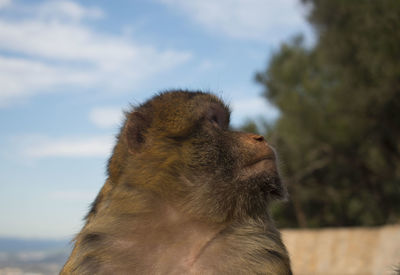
0 237 71 275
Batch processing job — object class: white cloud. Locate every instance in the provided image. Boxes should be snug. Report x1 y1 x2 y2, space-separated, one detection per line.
37 0 104 21
89 107 124 129
0 56 96 105
0 0 11 9
0 0 191 106
159 0 310 42
23 135 114 158
231 96 279 125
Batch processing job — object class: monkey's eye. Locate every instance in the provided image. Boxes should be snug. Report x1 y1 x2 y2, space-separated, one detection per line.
207 108 227 129
210 114 219 126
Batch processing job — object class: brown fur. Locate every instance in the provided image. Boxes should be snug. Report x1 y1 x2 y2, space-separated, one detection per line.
61 90 292 274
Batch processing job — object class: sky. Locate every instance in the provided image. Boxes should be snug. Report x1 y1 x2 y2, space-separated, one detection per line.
0 0 312 239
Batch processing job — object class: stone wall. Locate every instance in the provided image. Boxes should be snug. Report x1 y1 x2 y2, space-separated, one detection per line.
282 225 400 275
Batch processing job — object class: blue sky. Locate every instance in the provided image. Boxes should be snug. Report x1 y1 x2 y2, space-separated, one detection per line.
0 0 312 239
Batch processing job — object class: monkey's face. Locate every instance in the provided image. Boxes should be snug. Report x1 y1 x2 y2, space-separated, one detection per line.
123 91 286 222
180 102 285 221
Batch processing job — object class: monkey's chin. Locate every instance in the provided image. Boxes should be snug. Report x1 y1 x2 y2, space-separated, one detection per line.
237 159 285 200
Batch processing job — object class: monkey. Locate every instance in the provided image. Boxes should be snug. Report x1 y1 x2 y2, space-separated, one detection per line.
60 90 292 274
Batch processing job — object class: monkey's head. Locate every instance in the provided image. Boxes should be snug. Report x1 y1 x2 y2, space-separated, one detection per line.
109 90 286 223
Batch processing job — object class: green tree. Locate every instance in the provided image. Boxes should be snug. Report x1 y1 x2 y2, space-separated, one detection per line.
254 0 400 227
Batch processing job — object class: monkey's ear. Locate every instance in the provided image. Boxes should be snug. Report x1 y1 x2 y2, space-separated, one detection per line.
124 112 150 154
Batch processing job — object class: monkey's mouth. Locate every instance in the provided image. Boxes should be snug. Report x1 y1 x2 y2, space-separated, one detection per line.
248 155 275 166
237 155 277 180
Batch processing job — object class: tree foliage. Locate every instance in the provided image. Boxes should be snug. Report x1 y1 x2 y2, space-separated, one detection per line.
254 0 400 227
